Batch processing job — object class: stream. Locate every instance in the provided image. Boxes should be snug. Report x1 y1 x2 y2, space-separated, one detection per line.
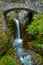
13 19 33 65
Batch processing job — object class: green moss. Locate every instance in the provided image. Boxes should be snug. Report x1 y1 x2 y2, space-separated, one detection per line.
0 62 5 65
0 55 16 65
6 48 16 55
0 48 20 65
0 30 10 44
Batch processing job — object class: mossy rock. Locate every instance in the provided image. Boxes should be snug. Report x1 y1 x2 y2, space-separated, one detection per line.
0 29 13 57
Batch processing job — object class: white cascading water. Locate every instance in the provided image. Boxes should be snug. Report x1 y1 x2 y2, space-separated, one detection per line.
14 19 20 39
13 19 33 65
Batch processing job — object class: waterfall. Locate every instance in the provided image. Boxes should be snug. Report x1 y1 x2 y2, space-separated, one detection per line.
14 19 20 39
13 19 33 65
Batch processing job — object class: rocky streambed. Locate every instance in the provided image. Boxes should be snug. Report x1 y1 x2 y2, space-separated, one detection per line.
0 48 43 65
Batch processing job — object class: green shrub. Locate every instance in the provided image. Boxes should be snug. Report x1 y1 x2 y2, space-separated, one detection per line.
7 58 16 65
26 14 43 36
1 56 16 65
26 14 43 46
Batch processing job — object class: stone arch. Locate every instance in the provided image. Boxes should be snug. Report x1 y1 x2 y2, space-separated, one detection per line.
3 8 37 17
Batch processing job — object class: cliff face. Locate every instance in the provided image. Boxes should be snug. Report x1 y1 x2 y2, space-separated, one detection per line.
0 15 14 58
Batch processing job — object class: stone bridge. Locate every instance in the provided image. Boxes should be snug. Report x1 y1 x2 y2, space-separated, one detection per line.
3 3 43 17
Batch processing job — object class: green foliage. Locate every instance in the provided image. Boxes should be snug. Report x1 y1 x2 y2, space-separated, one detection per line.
0 1 4 16
0 30 9 44
2 0 23 3
26 24 38 36
32 35 43 48
37 36 43 44
0 62 5 65
1 56 16 65
7 18 15 34
0 48 20 65
26 14 43 36
18 0 23 3
36 43 41 48
6 48 16 55
7 58 16 65
0 17 3 23
7 18 17 38
9 0 12 2
41 0 43 2
0 1 3 7
26 14 43 48
33 40 42 48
